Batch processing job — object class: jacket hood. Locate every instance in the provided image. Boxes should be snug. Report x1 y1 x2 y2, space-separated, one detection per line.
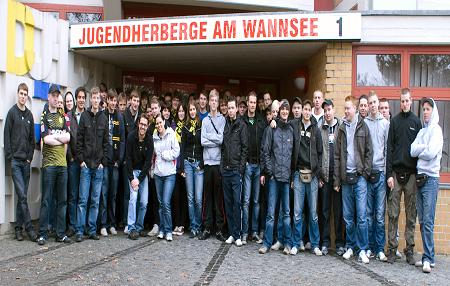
153 126 175 140
365 112 384 121
422 98 440 127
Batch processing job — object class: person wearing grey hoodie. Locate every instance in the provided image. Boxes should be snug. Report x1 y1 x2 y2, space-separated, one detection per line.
411 98 443 273
198 89 227 241
364 92 390 262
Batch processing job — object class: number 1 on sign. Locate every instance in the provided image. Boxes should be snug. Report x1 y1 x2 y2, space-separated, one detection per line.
336 17 342 36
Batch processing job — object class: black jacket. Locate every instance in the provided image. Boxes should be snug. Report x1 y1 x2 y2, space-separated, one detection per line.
125 130 153 183
291 117 323 179
386 110 421 178
66 109 83 163
221 116 248 174
180 121 203 171
104 110 126 166
4 105 35 162
242 113 266 164
76 108 110 169
123 107 140 138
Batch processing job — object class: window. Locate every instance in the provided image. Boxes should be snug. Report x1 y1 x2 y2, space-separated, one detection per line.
410 54 450 88
356 54 401 86
66 12 102 24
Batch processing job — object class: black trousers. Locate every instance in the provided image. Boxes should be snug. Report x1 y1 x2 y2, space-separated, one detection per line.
172 173 189 228
202 165 225 233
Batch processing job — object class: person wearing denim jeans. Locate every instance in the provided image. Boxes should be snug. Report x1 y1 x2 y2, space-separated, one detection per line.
99 90 125 236
153 115 180 241
66 87 86 236
221 98 248 247
365 92 390 261
4 83 37 242
259 100 293 255
334 95 373 263
241 91 266 244
37 84 72 245
291 100 323 256
411 97 443 273
75 87 110 242
180 103 204 237
125 114 153 239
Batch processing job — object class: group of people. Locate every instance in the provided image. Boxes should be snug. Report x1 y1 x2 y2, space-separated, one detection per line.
4 82 443 274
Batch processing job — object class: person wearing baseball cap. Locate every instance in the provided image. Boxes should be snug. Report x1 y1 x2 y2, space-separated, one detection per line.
238 99 247 117
292 97 302 119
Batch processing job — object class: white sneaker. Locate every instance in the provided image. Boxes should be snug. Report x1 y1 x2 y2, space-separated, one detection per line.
172 226 180 235
235 239 243 247
100 228 108 237
225 236 235 244
290 247 298 255
359 250 369 264
109 227 117 235
283 246 291 255
366 250 373 258
157 232 164 239
177 226 184 236
271 241 283 251
377 252 387 262
423 261 431 273
396 250 402 258
148 224 159 237
313 247 323 256
299 241 305 251
166 233 173 241
123 226 129 234
415 260 435 268
343 248 354 260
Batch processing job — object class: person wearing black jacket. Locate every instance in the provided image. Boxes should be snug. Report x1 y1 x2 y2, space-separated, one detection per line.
180 103 204 238
386 88 421 264
221 96 248 247
98 90 125 237
66 87 86 237
75 87 109 242
126 114 153 240
291 100 323 256
241 91 266 244
4 83 37 242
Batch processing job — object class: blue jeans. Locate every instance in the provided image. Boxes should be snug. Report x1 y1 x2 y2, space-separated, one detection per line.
293 172 320 249
11 159 32 231
67 161 80 231
263 178 292 249
417 176 439 264
155 174 176 234
367 172 386 253
342 176 369 252
184 159 204 233
242 163 261 236
39 166 68 239
76 166 103 236
127 170 149 232
222 169 242 240
99 166 119 228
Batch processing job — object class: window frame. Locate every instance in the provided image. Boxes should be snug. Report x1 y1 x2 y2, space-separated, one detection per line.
22 3 103 21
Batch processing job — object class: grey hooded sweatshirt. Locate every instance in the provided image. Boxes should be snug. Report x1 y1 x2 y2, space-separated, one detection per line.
365 112 390 172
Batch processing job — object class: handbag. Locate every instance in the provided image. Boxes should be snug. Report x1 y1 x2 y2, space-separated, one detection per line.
396 172 410 186
299 169 313 183
346 172 358 185
369 171 381 184
416 173 428 188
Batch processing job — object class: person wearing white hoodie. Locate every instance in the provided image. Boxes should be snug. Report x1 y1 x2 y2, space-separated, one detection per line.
410 98 443 273
364 92 390 262
153 114 180 242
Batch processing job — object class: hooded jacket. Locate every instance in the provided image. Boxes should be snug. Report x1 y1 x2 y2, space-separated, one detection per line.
221 116 248 174
76 107 110 169
4 104 35 162
261 119 294 183
410 99 443 178
126 129 153 183
364 112 390 172
153 127 180 177
334 114 373 188
201 113 226 166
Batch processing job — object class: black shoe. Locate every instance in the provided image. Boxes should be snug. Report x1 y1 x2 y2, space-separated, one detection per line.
66 228 76 237
139 231 147 237
15 229 24 241
88 234 100 240
128 231 139 240
189 230 197 238
75 234 83 242
37 236 46 246
56 235 72 243
27 229 38 242
387 250 396 264
198 229 211 240
215 231 226 242
405 250 416 265
48 229 56 238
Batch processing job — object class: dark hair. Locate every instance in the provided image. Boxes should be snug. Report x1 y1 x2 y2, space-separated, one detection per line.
303 99 312 108
139 113 150 125
64 91 74 113
131 88 140 99
186 103 201 126
75 87 86 99
17 83 29 93
359 94 368 103
379 97 389 103
227 96 237 106
176 104 187 123
99 82 107 93
247 91 257 101
107 89 118 100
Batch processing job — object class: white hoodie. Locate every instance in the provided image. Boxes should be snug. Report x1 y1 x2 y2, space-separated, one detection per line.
153 127 180 177
410 98 443 177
